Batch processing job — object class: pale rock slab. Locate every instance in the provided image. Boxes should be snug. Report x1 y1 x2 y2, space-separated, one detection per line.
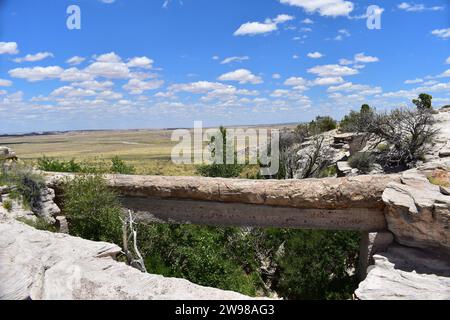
382 168 450 250
355 245 450 300
0 217 251 300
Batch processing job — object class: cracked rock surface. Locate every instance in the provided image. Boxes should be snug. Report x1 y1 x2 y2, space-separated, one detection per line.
355 245 450 300
0 216 250 300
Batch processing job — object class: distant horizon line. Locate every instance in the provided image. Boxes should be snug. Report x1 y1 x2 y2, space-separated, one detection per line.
0 121 300 137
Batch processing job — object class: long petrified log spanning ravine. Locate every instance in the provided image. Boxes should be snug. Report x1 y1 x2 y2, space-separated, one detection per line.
45 173 401 232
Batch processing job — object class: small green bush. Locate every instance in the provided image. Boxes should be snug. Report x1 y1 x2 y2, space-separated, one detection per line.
309 116 337 134
412 93 432 110
197 163 244 178
110 156 135 174
38 156 136 175
38 157 82 173
16 216 57 232
3 199 13 211
340 104 375 133
319 165 337 178
295 116 337 137
376 143 389 153
196 126 245 178
63 175 122 244
276 230 360 300
348 152 375 173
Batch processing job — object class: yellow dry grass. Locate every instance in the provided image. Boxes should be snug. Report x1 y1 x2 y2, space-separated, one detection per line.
0 129 196 176
0 124 295 176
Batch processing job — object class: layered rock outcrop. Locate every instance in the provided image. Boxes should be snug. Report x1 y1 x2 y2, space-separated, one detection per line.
293 130 368 179
0 185 61 224
356 109 450 300
382 165 450 251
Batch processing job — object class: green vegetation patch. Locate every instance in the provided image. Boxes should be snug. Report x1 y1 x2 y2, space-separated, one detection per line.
16 216 57 232
62 175 122 244
348 152 376 173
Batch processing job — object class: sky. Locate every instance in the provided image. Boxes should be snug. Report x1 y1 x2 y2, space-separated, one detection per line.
0 0 449 134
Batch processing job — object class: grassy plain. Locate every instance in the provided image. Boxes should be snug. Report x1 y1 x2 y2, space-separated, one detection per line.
0 124 294 176
0 129 197 175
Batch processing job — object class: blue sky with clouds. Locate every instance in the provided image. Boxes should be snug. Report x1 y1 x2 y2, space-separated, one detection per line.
0 0 449 133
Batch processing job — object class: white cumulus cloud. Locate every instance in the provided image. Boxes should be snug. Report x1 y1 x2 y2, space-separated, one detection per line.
432 28 450 39
0 79 12 87
218 69 263 84
307 64 358 77
127 56 154 69
354 52 379 63
220 56 249 64
66 56 86 65
398 2 444 12
279 0 354 17
13 52 53 63
307 52 324 59
9 66 64 82
123 78 164 94
0 42 19 55
234 14 294 36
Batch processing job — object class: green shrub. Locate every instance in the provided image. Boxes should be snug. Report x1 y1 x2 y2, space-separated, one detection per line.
16 216 57 232
197 162 244 178
38 157 82 173
110 156 135 174
275 230 360 300
3 199 12 211
412 93 432 110
309 116 337 134
295 116 337 137
319 165 337 178
376 143 389 153
137 224 263 296
37 157 110 174
196 126 245 178
62 175 122 244
340 104 375 133
348 152 375 173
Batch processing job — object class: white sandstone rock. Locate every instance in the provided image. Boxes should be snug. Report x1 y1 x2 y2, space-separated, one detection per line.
0 217 251 300
355 245 450 300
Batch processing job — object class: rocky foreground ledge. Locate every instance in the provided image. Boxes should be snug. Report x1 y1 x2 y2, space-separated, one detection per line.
355 245 450 300
355 162 450 299
0 215 250 300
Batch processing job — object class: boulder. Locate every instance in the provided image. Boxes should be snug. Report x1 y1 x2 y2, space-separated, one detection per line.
55 216 69 234
440 186 450 196
0 146 16 160
382 168 450 250
355 245 450 300
439 145 450 158
427 108 450 160
33 187 61 223
333 132 367 155
358 231 394 280
337 161 353 177
0 194 36 223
